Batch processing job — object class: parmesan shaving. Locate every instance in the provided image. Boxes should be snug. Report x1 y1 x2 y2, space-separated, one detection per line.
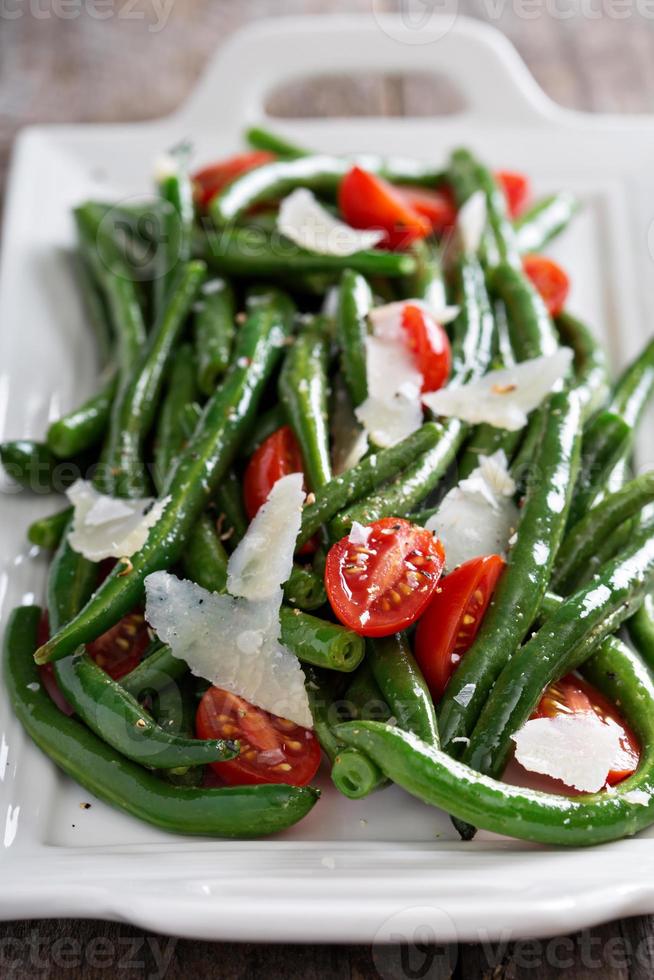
278 188 383 256
66 480 170 562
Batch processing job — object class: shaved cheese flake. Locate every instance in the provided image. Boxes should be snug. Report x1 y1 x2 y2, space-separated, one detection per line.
228 473 304 600
278 188 383 256
512 712 624 793
355 329 424 448
422 347 574 431
349 521 371 546
356 393 423 448
66 480 170 562
458 190 487 255
426 451 518 568
144 573 312 727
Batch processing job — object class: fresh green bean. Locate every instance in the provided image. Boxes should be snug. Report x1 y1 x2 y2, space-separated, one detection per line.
566 411 631 529
27 507 73 550
514 192 579 254
182 514 229 594
283 564 327 611
367 634 438 746
628 593 654 671
47 373 117 459
193 278 236 396
556 311 609 421
335 269 372 408
245 126 307 158
489 262 559 360
438 390 582 753
75 250 113 366
196 225 416 279
608 336 654 428
279 321 332 489
120 643 186 700
6 606 319 837
344 662 392 722
279 606 364 672
210 154 445 225
153 342 197 492
36 288 295 664
553 471 654 594
0 440 81 493
215 469 248 544
448 148 519 269
155 148 194 318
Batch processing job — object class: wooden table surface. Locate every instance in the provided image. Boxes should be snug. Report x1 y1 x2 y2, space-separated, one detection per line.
2 1 654 976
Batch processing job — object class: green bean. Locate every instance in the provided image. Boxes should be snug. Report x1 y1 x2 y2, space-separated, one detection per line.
608 336 654 428
283 564 327 611
193 278 236 396
279 321 332 489
448 148 519 269
37 288 295 664
400 241 447 310
367 634 438 746
297 423 441 547
305 667 385 800
195 225 416 279
628 593 654 671
240 404 286 458
27 507 73 550
74 204 147 377
279 606 364 672
438 390 582 752
556 311 609 421
335 269 372 408
489 262 559 360
99 260 206 497
47 515 98 635
457 427 523 480
514 192 579 254
245 126 307 158
215 469 248 544
0 440 81 493
54 651 238 770
6 606 319 838
120 643 186 700
566 411 631 529
463 524 654 782
334 629 654 847
155 148 194 318
75 250 113 366
182 514 229 594
344 662 392 722
47 373 117 459
153 342 197 492
210 154 445 225
553 471 654 594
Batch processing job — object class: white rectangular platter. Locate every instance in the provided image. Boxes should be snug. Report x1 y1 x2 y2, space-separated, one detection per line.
1 14 654 944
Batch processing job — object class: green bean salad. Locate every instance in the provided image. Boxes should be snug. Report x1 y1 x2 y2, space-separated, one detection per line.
3 129 654 846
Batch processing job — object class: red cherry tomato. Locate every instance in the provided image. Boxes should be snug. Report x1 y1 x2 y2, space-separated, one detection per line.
338 166 431 251
532 674 640 787
396 186 457 236
192 151 276 208
495 170 531 219
414 555 506 702
401 303 452 393
243 425 305 520
522 254 570 317
86 611 151 680
196 687 321 787
325 518 445 637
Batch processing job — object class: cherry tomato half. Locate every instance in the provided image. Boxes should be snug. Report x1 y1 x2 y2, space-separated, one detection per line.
196 687 321 786
243 425 305 520
338 167 431 251
325 518 445 637
401 303 452 393
86 610 151 680
495 170 531 219
192 151 276 209
396 186 457 236
532 674 640 787
414 555 506 702
522 254 570 317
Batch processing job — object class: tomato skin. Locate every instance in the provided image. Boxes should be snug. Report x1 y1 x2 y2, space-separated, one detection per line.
522 254 570 316
325 518 445 638
196 687 321 787
396 186 457 236
495 170 531 219
532 674 640 787
86 611 151 680
243 426 305 520
192 151 276 208
401 303 452 393
338 167 431 251
414 555 505 702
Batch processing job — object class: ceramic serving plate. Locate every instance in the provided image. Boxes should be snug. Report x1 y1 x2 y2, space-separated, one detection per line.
2 14 654 944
